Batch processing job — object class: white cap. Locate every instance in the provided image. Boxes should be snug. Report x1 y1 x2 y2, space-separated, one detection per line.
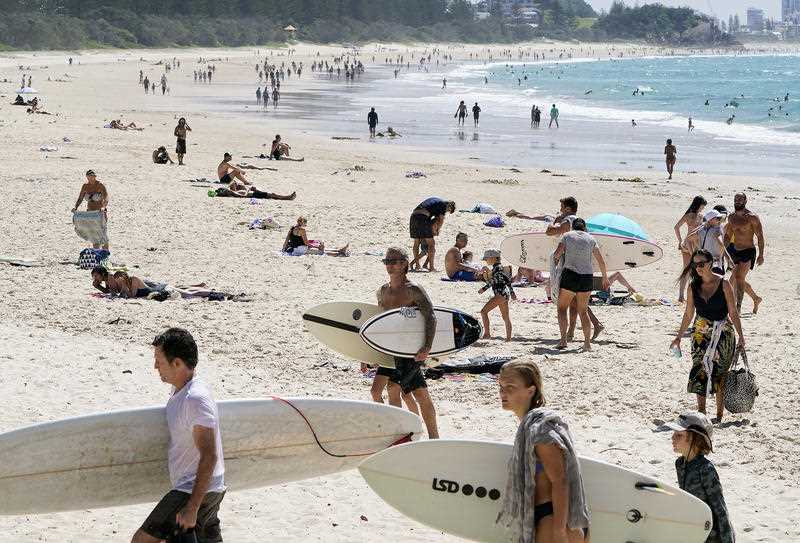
703 210 722 222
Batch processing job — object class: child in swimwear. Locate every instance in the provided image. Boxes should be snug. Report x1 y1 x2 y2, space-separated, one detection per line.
478 249 516 341
666 412 735 543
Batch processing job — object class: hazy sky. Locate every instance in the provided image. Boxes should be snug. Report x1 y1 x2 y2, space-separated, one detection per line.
586 1 781 22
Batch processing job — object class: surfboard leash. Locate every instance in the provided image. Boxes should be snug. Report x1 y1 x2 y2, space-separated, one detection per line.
270 396 413 458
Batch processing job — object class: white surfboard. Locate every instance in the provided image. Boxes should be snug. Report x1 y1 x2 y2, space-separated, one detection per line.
360 440 712 543
302 301 396 367
0 397 422 515
359 307 482 359
501 232 663 272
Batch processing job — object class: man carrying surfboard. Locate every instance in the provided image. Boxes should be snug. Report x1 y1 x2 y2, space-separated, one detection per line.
133 328 226 543
375 247 440 439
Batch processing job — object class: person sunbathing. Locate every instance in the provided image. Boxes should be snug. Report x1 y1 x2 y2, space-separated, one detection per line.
269 135 304 161
215 177 295 200
108 119 143 130
282 216 349 256
92 267 241 300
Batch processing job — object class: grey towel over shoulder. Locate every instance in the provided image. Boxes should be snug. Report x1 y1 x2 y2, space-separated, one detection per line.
496 408 591 543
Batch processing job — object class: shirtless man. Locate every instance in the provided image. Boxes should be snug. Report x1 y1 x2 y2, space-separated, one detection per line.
445 232 481 281
374 247 439 439
174 118 191 165
217 153 249 184
724 193 765 312
454 101 467 126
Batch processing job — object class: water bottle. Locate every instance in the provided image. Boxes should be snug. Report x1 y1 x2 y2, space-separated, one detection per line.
670 344 682 359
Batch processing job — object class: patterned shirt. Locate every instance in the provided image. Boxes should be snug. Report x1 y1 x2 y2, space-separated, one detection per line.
485 263 515 299
676 455 735 543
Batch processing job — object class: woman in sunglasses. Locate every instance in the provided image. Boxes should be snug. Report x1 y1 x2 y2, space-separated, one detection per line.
671 249 745 423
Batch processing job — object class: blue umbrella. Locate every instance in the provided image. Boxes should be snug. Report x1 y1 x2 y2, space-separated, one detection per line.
587 213 649 240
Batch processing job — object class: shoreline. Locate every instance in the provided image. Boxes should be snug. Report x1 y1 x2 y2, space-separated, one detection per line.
1 42 798 541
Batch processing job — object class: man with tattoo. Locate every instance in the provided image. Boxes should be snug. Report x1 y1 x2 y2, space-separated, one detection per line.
724 193 765 312
374 246 440 439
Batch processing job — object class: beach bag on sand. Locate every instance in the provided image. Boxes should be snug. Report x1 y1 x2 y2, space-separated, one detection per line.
724 348 758 413
78 248 109 270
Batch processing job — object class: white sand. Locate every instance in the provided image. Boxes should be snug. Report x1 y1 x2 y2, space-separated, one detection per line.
1 43 799 542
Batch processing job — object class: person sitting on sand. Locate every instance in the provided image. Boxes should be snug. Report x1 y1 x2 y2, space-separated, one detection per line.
479 249 516 341
152 146 174 164
512 267 546 285
445 232 482 281
217 153 250 184
282 216 349 256
270 135 304 161
496 359 590 542
13 94 25 105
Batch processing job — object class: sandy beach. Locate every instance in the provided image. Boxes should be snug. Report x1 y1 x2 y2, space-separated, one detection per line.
1 42 799 542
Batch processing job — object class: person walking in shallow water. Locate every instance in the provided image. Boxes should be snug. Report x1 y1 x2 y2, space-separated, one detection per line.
368 107 379 138
472 102 481 127
548 104 559 128
454 101 467 126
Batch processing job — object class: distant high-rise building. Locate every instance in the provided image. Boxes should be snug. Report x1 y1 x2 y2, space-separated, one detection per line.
783 0 800 23
733 13 741 31
746 7 765 31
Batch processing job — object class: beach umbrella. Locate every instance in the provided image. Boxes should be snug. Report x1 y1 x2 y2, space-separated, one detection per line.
587 213 649 240
16 87 38 94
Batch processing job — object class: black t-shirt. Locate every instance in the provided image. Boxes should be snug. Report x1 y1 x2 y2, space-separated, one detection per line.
416 197 448 218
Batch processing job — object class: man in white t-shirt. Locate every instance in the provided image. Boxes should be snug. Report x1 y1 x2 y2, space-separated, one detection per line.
132 328 226 543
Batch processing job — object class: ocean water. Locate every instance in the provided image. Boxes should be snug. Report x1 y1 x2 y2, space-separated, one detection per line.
220 54 800 180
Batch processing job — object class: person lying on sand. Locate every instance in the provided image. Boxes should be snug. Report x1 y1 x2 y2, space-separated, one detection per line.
107 119 143 130
152 146 174 164
269 135 304 161
91 267 244 301
214 177 296 200
282 216 349 256
377 126 401 137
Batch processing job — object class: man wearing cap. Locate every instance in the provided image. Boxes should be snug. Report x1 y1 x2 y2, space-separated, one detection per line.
724 192 765 311
666 412 735 543
375 247 439 439
409 197 456 272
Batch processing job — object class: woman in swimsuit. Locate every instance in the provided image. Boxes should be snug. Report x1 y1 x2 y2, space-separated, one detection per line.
674 195 706 303
497 360 590 542
72 169 109 250
282 216 349 256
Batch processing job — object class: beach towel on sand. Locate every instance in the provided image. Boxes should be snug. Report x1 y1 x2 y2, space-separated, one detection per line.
73 210 108 245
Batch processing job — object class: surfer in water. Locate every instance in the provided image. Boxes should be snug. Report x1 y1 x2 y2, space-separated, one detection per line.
133 328 225 543
374 247 440 439
496 359 590 542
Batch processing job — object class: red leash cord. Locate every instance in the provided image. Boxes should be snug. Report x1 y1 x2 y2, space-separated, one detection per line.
270 396 413 458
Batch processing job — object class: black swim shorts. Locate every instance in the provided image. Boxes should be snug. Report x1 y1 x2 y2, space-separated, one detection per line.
560 268 593 293
409 212 434 239
219 173 232 184
176 138 187 155
141 489 225 543
728 244 756 270
391 357 427 395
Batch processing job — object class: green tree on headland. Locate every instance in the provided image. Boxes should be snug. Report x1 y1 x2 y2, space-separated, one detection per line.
0 0 732 50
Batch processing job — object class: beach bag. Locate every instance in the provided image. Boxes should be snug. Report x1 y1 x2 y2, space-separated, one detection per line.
724 348 758 413
78 248 109 270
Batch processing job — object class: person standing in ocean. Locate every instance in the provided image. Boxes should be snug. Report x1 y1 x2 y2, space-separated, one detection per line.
688 117 695 131
664 138 677 179
454 101 467 126
472 102 481 127
367 107 379 137
548 104 559 128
